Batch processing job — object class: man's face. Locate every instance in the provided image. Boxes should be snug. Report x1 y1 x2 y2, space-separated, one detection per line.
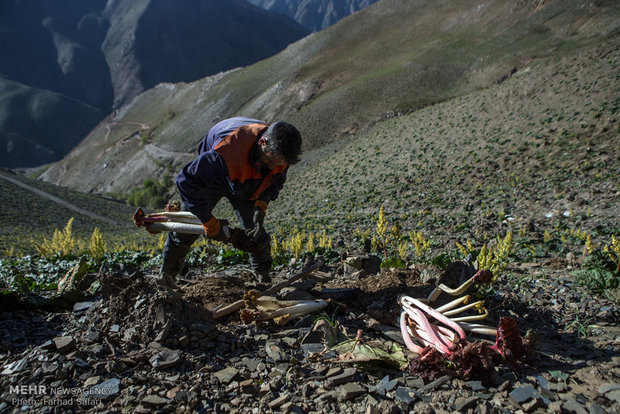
257 137 286 170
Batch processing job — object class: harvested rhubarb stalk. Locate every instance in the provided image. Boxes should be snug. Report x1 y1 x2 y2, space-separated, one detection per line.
426 269 493 303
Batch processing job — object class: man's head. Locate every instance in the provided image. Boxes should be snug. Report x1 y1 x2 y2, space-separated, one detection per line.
258 121 302 167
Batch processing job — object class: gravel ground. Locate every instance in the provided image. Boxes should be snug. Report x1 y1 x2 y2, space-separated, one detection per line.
1 255 618 414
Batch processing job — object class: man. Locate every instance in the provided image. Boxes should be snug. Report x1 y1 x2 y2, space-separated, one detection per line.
159 116 302 287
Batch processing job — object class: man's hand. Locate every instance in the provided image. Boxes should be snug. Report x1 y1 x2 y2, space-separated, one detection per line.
246 206 266 241
203 217 230 242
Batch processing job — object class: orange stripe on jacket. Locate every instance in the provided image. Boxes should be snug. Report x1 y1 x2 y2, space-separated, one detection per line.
214 123 287 200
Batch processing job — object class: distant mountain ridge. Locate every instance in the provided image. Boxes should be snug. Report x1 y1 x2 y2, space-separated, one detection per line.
37 0 620 197
246 0 379 31
0 0 307 168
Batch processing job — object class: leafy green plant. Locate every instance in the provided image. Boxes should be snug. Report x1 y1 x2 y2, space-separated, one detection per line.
380 257 407 269
313 307 339 327
573 249 619 293
216 248 249 266
0 256 81 295
549 370 569 384
566 313 596 338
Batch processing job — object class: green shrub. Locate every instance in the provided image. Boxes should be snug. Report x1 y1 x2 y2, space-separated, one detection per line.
127 176 171 210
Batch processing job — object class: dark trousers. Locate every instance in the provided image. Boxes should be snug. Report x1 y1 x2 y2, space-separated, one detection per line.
160 191 272 278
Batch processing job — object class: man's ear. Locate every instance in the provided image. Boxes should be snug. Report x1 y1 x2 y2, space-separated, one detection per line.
258 137 267 147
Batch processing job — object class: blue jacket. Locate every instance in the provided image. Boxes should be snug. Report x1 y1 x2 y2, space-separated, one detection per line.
177 117 288 223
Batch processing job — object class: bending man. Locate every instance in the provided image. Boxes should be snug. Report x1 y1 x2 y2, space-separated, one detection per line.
159 117 302 287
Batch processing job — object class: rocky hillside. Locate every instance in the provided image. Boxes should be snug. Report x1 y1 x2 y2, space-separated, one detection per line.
0 0 307 168
38 0 620 198
246 0 379 32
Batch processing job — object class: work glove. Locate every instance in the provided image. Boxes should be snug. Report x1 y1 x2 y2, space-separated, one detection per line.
246 201 267 241
202 217 230 243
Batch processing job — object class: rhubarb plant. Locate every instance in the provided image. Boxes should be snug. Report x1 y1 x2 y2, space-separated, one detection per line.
399 268 534 384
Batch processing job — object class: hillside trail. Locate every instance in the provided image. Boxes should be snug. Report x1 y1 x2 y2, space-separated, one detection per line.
0 170 118 225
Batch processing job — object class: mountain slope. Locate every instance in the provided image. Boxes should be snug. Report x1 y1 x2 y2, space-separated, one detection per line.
246 0 379 32
0 79 104 167
8 38 619 257
0 169 141 254
39 0 620 196
0 0 307 168
271 39 619 242
101 0 309 109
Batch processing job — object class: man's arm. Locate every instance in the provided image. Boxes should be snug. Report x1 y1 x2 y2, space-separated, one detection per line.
176 151 228 223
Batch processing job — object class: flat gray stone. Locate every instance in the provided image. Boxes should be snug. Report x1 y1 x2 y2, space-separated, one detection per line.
598 383 620 395
455 396 478 411
466 380 486 391
419 375 450 393
561 395 588 414
326 367 343 377
241 357 261 371
317 391 336 402
84 378 120 400
265 341 286 362
1 358 28 375
214 367 238 385
588 402 610 414
535 375 550 390
53 336 76 354
510 384 538 405
373 375 398 396
73 301 96 312
301 343 325 357
394 386 418 405
268 394 290 409
338 383 366 401
605 389 620 404
149 349 181 370
329 367 358 385
142 395 170 406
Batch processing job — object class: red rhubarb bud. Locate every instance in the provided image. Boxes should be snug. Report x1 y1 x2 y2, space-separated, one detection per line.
473 269 493 284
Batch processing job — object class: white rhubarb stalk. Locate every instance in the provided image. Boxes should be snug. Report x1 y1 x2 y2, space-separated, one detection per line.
457 322 497 336
442 300 485 317
258 300 328 320
435 295 471 313
450 309 489 322
146 222 205 234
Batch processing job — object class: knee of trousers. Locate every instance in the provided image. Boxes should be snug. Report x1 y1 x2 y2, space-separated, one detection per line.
164 232 199 258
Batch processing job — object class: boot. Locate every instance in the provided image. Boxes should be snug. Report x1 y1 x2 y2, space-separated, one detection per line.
157 257 184 291
156 272 181 290
256 269 272 284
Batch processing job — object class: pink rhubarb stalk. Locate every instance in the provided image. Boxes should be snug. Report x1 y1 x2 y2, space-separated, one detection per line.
401 296 467 341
